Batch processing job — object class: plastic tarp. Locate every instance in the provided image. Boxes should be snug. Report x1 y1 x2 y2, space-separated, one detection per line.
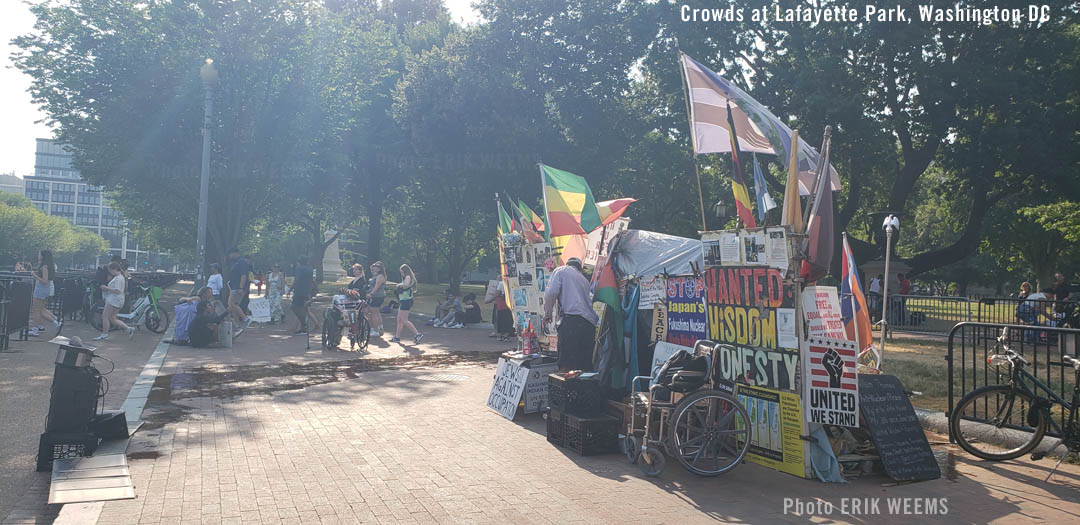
608 230 703 280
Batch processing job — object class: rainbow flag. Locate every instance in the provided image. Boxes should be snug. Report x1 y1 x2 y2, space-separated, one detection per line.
541 164 603 236
725 101 757 228
841 232 875 365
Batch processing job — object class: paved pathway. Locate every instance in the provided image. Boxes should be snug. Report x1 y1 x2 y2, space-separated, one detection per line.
5 296 1080 524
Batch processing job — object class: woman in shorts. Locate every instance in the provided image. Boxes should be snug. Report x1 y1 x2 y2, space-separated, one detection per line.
366 261 387 337
389 264 422 345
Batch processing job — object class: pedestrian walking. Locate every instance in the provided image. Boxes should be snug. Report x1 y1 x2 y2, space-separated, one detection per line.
543 257 599 372
266 263 286 324
227 248 252 315
390 264 423 344
291 256 315 335
366 261 387 337
28 249 62 337
207 263 224 301
95 262 134 340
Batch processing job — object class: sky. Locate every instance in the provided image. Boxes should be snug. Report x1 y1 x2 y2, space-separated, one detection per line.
0 0 481 178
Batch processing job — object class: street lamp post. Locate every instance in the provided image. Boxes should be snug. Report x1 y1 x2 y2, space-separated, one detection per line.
879 214 900 361
195 58 218 289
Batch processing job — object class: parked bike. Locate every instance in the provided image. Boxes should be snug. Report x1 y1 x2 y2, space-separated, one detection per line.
88 284 170 334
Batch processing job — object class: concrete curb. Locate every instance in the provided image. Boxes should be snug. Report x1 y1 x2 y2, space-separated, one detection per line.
915 407 1068 458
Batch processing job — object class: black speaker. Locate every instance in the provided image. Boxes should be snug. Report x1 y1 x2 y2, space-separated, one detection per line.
45 365 100 434
90 410 129 439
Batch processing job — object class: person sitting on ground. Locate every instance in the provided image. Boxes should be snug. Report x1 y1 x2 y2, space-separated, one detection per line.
173 286 214 344
429 291 464 328
189 300 228 348
459 293 482 325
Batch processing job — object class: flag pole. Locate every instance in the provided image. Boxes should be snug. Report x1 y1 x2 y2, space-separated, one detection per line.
538 163 560 262
843 232 862 354
802 126 832 228
676 44 709 232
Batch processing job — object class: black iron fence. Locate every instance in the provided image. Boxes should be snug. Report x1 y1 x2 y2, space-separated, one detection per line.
872 294 1077 336
947 322 1080 440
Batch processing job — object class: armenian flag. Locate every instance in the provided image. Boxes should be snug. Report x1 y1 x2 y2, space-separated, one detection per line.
841 232 874 365
541 164 603 236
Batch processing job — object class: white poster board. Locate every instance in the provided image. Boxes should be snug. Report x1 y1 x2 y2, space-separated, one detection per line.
248 297 271 323
803 336 860 427
584 218 630 267
487 358 529 420
523 363 560 413
802 286 847 339
638 275 666 309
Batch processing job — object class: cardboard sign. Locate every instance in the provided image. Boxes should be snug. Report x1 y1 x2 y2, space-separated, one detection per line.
802 286 847 339
248 297 271 323
803 336 860 427
858 374 940 481
650 341 691 386
651 304 668 345
523 362 559 413
739 384 807 478
487 358 529 420
704 267 797 350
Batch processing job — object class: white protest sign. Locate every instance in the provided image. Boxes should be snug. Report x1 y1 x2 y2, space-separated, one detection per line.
802 286 847 339
523 363 559 413
487 358 530 420
248 297 271 323
803 336 860 427
638 275 666 310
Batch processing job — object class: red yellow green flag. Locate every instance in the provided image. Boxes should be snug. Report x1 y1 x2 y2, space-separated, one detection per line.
541 164 603 236
596 198 636 225
725 101 757 228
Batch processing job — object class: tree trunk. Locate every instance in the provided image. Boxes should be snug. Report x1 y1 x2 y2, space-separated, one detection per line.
367 178 383 264
312 228 325 283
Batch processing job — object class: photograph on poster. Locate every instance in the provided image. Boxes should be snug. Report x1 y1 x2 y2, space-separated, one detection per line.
703 237 721 266
518 268 533 286
535 267 548 292
741 231 767 265
513 288 528 308
766 228 789 271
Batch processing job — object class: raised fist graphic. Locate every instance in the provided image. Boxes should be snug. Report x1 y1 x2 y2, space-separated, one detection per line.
823 348 844 389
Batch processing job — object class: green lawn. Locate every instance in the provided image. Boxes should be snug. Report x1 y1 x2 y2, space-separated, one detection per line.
312 279 488 322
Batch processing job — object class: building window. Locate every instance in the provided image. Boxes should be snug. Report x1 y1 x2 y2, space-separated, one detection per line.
77 185 100 205
25 180 49 201
100 228 123 250
52 182 75 203
101 207 122 227
51 204 74 220
76 206 99 226
35 202 48 212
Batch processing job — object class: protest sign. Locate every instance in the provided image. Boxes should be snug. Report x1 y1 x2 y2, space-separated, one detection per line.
650 341 691 386
523 362 559 413
802 286 846 339
739 384 808 478
703 266 797 350
766 227 789 271
248 297 271 323
665 275 708 347
584 218 629 267
740 231 768 265
651 303 668 346
487 358 529 420
803 336 860 427
638 275 666 309
713 343 799 391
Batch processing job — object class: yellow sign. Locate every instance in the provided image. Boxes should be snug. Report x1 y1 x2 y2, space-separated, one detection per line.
738 384 807 478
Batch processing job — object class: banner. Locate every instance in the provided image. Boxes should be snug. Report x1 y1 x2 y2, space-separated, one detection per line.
703 267 797 350
664 275 708 347
739 384 808 478
803 336 860 427
248 297 271 323
802 286 846 339
650 303 667 346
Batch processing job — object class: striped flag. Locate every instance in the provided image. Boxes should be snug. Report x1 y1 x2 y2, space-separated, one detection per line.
541 164 603 236
516 199 546 234
751 153 776 223
841 233 878 369
497 199 514 235
725 101 757 228
597 198 637 226
780 130 803 233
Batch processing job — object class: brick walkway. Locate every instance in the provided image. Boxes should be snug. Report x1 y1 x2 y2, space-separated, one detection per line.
6 301 1080 524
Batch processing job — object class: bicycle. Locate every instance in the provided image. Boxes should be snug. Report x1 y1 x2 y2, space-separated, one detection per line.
88 284 170 335
321 292 370 352
950 327 1080 478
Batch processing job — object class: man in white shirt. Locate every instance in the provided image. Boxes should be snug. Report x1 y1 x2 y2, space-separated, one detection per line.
543 257 599 372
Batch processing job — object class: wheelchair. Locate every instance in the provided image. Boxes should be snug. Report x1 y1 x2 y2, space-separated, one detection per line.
322 292 370 352
625 340 751 477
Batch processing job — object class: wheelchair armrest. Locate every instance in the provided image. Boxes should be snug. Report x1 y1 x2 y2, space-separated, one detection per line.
630 375 652 393
672 370 706 380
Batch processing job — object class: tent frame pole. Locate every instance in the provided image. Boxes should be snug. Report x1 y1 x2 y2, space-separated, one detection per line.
676 44 708 232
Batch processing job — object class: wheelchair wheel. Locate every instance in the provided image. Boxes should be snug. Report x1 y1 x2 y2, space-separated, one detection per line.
354 315 370 350
321 323 341 350
668 389 750 477
624 434 641 464
638 445 665 477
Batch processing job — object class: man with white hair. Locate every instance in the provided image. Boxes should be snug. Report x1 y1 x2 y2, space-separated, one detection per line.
543 257 599 372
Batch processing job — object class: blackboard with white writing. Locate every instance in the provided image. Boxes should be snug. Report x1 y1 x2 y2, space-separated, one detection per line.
858 374 940 481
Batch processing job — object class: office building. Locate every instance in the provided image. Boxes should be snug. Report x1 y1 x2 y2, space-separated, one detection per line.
0 173 24 195
25 138 159 267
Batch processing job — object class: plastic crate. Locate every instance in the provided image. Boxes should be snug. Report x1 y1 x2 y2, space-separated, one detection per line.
547 373 604 416
36 432 98 472
548 409 618 456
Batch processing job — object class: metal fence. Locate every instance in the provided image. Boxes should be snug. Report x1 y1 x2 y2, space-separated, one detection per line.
873 294 1077 336
947 322 1080 440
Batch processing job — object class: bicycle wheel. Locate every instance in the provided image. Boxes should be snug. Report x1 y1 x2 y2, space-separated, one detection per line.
88 304 104 332
355 315 370 350
145 306 170 334
950 385 1047 461
668 389 751 476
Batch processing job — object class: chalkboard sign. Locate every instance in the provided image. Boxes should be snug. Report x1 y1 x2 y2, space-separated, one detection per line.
858 374 940 481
